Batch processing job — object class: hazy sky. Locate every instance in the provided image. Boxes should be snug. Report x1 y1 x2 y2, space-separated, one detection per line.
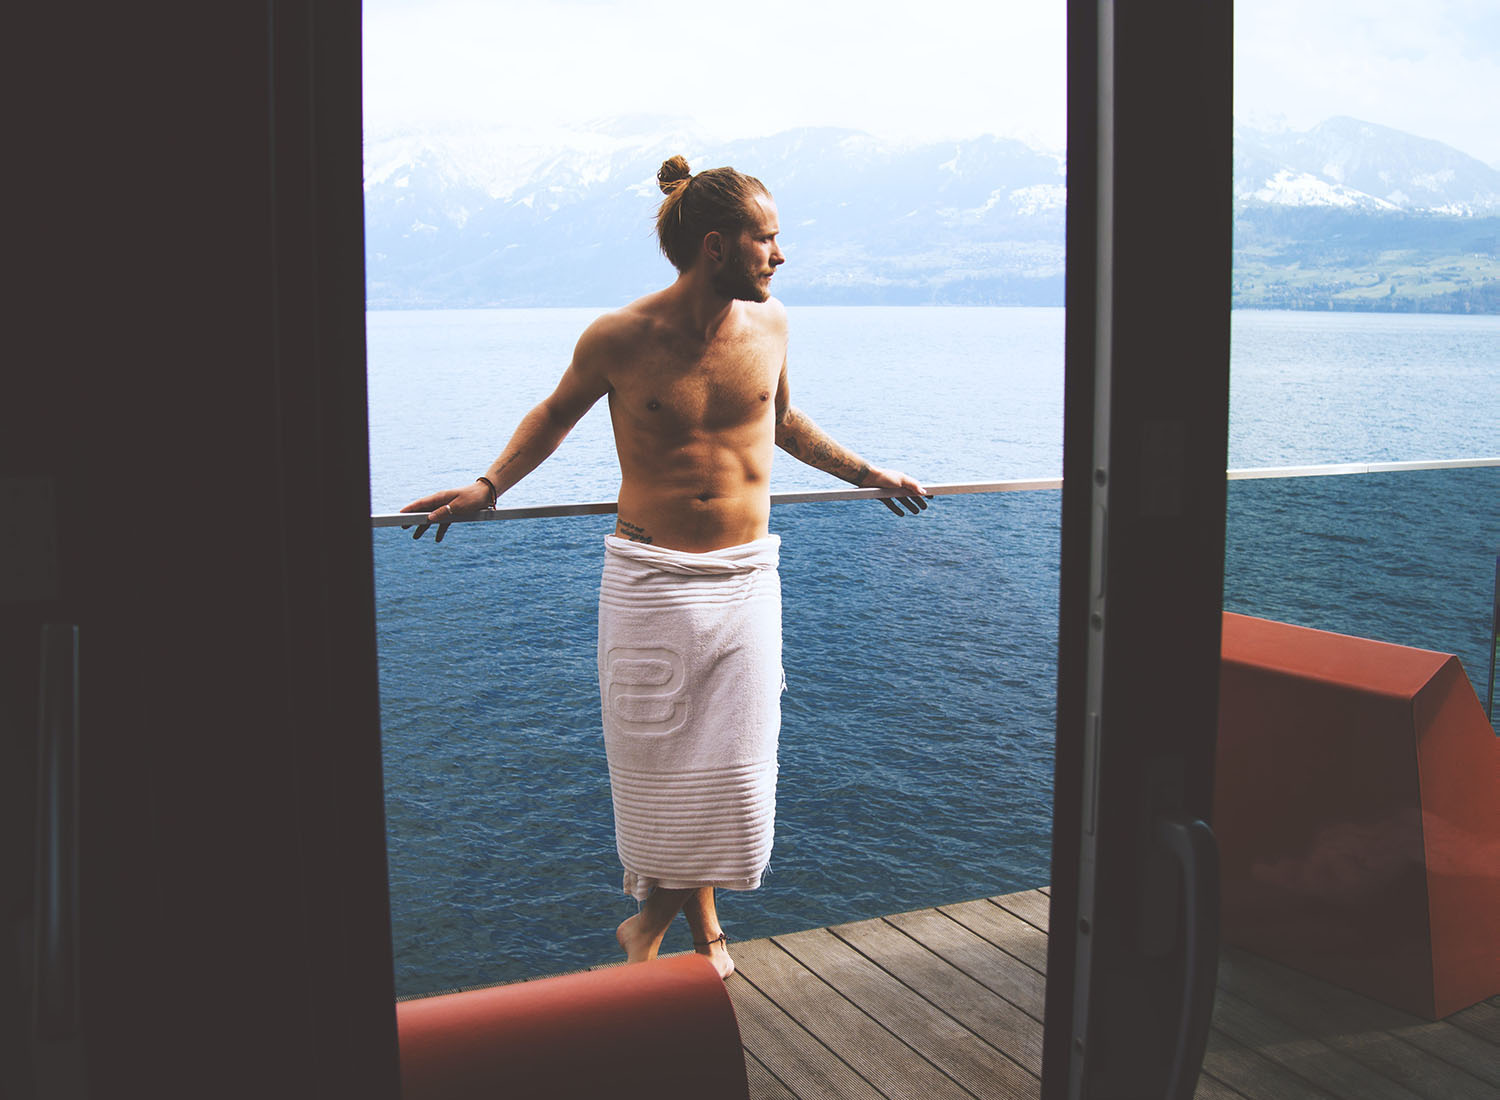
1235 0 1500 164
363 0 1500 165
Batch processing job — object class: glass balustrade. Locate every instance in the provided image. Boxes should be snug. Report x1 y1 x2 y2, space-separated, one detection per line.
372 461 1496 998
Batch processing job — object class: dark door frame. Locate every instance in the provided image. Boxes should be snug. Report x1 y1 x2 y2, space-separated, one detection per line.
1045 2 1233 1097
7 4 398 1095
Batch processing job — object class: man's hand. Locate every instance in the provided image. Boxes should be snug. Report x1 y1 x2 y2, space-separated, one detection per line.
862 468 932 516
399 481 494 542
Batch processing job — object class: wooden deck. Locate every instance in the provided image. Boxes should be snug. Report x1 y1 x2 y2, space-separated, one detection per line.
724 887 1500 1100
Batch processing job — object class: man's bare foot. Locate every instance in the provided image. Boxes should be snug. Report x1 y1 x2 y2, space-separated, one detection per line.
616 913 660 964
694 932 735 980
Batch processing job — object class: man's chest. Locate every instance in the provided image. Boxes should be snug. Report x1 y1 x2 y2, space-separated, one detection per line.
618 330 783 432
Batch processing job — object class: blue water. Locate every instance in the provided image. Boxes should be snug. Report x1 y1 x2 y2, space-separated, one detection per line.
369 307 1498 996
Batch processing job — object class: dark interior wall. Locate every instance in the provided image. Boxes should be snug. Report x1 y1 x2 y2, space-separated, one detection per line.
5 4 397 1096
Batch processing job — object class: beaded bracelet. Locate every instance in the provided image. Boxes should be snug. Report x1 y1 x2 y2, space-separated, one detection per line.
476 476 498 507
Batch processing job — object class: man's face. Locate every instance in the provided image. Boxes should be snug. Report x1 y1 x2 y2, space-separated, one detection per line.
711 194 785 302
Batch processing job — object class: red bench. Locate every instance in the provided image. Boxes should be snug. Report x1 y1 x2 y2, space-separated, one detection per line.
397 954 748 1098
1216 612 1499 1019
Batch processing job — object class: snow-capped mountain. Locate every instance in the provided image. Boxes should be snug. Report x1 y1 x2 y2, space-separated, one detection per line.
363 120 1066 308
1235 117 1500 216
363 116 1500 309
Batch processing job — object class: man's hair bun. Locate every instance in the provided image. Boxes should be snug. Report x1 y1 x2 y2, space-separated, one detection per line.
657 155 692 195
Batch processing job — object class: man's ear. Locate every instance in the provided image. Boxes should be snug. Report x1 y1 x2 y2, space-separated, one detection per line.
702 230 725 264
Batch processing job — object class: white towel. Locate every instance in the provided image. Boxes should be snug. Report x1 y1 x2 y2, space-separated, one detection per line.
597 534 784 900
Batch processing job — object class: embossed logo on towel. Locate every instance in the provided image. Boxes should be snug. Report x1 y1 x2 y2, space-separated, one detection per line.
606 647 688 735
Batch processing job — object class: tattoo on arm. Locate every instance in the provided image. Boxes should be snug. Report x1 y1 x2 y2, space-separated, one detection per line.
484 452 521 489
616 519 654 544
774 407 802 457
777 408 871 486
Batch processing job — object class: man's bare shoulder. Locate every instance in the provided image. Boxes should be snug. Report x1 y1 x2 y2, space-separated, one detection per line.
744 295 788 332
571 300 662 371
583 301 658 342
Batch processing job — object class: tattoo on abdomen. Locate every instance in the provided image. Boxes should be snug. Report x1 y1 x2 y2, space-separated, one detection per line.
617 519 654 544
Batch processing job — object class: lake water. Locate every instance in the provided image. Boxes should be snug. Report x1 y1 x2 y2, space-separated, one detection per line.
368 307 1498 996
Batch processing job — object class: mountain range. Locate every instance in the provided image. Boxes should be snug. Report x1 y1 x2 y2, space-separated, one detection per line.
364 116 1500 312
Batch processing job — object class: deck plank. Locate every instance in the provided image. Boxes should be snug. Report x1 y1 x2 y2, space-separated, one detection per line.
742 1050 799 1100
883 907 1047 1020
1446 998 1500 1044
774 926 1038 1100
1211 987 1426 1100
726 965 887 1100
825 916 1045 1079
1201 1026 1345 1100
937 898 1050 974
1217 947 1498 1097
732 935 962 1100
1192 1069 1251 1099
1392 1023 1500 1091
991 890 1052 933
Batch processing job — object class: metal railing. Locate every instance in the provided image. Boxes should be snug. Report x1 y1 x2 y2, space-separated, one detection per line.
370 456 1499 528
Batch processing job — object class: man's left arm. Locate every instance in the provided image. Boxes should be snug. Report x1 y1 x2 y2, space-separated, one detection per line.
775 403 930 516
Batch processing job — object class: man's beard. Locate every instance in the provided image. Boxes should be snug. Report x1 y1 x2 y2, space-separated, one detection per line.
710 247 770 302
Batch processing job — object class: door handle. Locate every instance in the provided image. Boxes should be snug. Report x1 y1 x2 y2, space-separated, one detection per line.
1156 815 1219 1100
35 622 81 1039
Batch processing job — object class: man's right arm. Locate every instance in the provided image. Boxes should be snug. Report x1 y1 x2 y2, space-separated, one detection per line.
480 355 611 498
401 324 613 538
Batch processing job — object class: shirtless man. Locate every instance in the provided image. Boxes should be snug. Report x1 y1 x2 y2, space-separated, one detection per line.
403 157 929 979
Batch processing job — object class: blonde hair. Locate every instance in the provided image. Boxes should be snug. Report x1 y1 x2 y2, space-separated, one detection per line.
655 155 770 272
